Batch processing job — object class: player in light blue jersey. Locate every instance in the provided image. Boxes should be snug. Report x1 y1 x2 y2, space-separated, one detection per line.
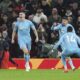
12 12 38 71
51 17 75 38
51 17 75 72
54 26 80 72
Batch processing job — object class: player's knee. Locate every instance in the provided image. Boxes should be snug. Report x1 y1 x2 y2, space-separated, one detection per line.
22 48 29 54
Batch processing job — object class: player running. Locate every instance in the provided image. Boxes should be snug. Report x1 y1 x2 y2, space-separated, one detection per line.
51 17 75 38
51 17 76 72
54 26 80 72
11 12 38 71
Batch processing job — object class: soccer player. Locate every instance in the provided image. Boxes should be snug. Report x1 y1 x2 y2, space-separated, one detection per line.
51 17 75 38
54 26 80 72
11 12 38 71
51 17 75 71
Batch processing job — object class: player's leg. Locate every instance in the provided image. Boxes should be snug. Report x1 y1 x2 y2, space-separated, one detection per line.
25 42 31 71
67 49 80 71
62 50 75 71
22 48 30 71
61 50 68 72
20 41 31 71
58 46 69 72
61 55 68 72
24 54 30 71
68 57 75 70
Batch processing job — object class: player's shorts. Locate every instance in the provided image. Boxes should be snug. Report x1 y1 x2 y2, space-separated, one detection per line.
18 40 31 51
62 48 80 57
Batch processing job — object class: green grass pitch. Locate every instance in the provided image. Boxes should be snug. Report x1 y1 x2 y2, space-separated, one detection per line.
0 69 80 80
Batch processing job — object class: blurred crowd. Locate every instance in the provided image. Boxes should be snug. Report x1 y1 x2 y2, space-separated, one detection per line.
0 0 80 58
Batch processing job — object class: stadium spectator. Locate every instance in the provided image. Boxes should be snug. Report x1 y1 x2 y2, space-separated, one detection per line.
76 16 80 35
65 8 74 24
0 0 12 13
29 2 39 15
65 9 72 17
37 18 47 57
71 2 78 17
48 8 62 26
54 0 66 16
40 0 52 17
77 9 80 16
33 8 48 25
0 26 18 69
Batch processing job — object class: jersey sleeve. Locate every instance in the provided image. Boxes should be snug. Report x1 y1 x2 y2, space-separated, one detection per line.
12 22 18 32
29 21 36 30
51 24 61 31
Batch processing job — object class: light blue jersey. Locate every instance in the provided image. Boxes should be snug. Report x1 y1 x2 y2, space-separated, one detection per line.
51 23 77 68
54 32 80 56
14 19 36 50
51 23 75 50
51 23 75 38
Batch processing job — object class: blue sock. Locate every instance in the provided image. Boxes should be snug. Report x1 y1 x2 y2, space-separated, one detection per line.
24 54 30 62
61 55 67 69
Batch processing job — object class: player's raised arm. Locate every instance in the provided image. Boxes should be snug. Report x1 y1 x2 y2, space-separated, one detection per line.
51 23 60 31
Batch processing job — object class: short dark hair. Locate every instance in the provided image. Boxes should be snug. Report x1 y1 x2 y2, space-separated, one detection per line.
67 26 73 32
62 16 68 20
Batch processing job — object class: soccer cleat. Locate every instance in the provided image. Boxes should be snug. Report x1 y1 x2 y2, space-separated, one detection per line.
25 66 30 72
72 67 76 71
25 63 30 72
63 69 68 73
